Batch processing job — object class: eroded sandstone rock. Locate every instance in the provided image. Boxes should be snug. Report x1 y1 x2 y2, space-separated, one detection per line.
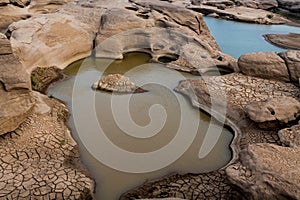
9 11 98 71
236 0 278 10
244 96 300 129
226 143 300 200
279 50 300 82
188 5 288 24
28 0 74 14
92 74 148 93
95 1 235 74
0 85 35 135
0 4 30 30
278 122 300 147
264 33 300 51
238 52 289 82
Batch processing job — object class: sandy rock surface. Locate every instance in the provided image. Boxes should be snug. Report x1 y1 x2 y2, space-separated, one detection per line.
238 52 289 82
264 33 300 50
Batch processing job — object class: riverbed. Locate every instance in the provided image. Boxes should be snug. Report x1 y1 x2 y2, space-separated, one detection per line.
48 17 300 200
48 52 233 199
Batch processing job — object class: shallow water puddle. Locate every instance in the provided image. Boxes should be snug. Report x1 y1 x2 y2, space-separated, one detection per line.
48 52 233 200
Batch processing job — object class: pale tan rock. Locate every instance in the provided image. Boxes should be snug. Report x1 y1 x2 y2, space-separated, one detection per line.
0 4 30 30
92 74 148 93
265 33 300 50
188 5 288 24
278 123 300 147
9 12 97 71
244 96 300 124
238 52 289 82
226 143 300 200
28 0 74 14
0 33 12 54
95 2 235 74
279 50 300 82
0 85 35 135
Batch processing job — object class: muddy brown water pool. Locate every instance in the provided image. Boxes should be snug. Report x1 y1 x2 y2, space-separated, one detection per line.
48 52 233 200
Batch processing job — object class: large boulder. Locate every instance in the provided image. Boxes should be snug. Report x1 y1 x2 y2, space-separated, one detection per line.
0 4 30 30
9 11 99 71
244 96 300 129
278 122 300 147
238 52 289 82
226 143 300 200
264 33 300 51
92 74 148 93
0 85 35 135
279 50 300 82
95 1 235 74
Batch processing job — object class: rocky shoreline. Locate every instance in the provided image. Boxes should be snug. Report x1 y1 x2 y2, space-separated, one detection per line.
264 33 300 50
0 0 300 199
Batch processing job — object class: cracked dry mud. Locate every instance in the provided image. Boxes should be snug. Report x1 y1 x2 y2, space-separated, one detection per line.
121 72 300 199
1 0 300 199
0 97 94 199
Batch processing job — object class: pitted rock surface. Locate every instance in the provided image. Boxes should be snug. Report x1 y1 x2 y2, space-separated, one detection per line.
244 96 300 129
278 122 300 147
9 10 100 72
226 143 300 200
0 95 94 199
238 52 290 82
31 66 64 94
95 0 236 74
0 4 30 30
0 86 35 136
92 74 148 93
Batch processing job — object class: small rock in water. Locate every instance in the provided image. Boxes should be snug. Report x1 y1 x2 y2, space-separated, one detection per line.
92 74 148 94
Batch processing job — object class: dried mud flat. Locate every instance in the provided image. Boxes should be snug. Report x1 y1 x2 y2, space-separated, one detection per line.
0 0 300 199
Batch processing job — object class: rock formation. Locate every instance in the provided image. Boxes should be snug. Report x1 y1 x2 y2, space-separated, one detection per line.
0 0 300 199
92 74 148 93
264 33 300 50
188 4 289 24
238 52 290 82
244 96 300 129
279 50 300 82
